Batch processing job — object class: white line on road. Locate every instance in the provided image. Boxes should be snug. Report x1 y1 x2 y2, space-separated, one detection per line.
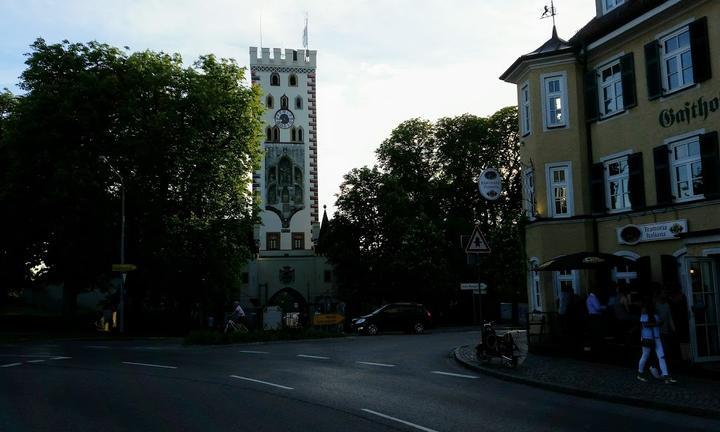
431 371 479 379
239 350 269 354
26 359 46 363
356 361 396 368
297 354 330 360
50 356 72 360
121 361 177 369
229 375 294 390
1 363 23 368
361 409 439 432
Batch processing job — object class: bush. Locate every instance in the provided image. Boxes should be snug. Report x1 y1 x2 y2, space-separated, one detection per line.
184 327 345 345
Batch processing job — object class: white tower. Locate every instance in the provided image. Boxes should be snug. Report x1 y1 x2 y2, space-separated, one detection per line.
246 47 331 311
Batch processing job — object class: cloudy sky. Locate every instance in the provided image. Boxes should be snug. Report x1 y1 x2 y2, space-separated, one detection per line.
0 0 597 214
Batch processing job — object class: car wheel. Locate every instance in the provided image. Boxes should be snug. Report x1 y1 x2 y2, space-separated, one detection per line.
366 323 379 335
412 322 425 334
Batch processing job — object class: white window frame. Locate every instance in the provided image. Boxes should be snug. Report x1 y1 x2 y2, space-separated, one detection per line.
602 151 632 213
529 258 542 311
668 134 704 202
660 25 694 94
612 251 639 285
602 0 625 15
554 269 578 311
523 167 536 220
597 59 624 118
541 72 568 130
545 162 574 218
520 81 531 136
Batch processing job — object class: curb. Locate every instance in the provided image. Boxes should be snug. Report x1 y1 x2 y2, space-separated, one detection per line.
453 345 720 420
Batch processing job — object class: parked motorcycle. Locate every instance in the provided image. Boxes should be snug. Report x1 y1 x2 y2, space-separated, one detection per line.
476 321 518 368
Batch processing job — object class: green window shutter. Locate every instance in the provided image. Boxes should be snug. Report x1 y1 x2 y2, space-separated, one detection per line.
689 17 712 84
591 162 605 213
620 53 637 109
700 131 720 199
628 152 645 210
653 145 672 206
644 40 662 100
584 69 599 122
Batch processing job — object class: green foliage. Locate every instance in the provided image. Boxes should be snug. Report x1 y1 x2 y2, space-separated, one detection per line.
323 108 524 322
0 39 263 322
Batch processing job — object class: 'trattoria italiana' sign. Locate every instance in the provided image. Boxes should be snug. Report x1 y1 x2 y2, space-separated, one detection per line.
617 220 688 245
659 93 720 128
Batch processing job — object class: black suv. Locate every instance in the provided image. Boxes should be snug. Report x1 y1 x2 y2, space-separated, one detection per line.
350 303 432 335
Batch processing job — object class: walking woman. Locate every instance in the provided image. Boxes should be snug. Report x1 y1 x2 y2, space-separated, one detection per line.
637 298 677 384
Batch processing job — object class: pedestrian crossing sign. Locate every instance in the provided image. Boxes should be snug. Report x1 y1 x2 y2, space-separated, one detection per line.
465 225 491 254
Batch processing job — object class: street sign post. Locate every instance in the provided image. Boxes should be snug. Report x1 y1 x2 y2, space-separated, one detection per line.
465 225 491 254
312 313 345 326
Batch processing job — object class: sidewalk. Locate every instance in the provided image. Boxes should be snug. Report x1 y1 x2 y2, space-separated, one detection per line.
455 343 720 419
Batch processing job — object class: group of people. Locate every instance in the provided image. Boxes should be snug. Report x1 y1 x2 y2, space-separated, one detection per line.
557 280 688 384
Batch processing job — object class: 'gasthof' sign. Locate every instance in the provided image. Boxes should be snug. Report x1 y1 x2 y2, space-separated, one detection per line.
616 220 688 245
659 92 720 128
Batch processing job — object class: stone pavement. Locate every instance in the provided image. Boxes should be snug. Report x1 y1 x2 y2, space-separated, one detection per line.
455 341 720 419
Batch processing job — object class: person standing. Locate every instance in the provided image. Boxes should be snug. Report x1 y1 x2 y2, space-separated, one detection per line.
637 299 676 383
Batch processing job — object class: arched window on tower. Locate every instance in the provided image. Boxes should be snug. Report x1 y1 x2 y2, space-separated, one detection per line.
270 73 280 86
295 96 303 110
266 127 272 142
297 127 304 142
280 95 289 109
289 74 298 87
291 127 297 142
272 126 280 142
292 50 298 61
266 94 274 109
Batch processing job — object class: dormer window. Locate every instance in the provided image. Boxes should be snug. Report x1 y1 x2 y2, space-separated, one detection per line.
270 73 280 86
602 0 625 14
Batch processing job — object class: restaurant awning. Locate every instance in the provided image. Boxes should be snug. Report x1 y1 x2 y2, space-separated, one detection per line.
535 252 636 272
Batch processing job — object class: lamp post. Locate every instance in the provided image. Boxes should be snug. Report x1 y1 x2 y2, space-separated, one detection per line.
101 157 126 333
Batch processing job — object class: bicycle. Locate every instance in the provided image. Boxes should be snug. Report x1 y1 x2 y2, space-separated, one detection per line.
224 319 249 334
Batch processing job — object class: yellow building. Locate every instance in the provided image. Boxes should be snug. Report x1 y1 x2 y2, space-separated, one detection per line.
501 0 720 362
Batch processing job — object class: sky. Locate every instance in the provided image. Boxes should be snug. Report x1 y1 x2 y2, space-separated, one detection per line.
0 0 597 215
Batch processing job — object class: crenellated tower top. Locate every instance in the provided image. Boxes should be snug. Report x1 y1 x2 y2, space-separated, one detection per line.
249 47 317 70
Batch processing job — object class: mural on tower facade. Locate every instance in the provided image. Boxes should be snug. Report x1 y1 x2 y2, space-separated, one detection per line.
265 144 305 228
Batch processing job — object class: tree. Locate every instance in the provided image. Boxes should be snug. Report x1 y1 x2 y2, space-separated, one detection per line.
0 39 263 325
325 108 523 323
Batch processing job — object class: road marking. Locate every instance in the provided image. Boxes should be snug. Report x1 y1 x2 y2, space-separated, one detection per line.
122 361 177 369
356 361 396 368
229 375 294 390
361 409 439 432
431 371 479 379
1 363 23 368
26 359 46 363
50 356 72 360
297 354 329 360
239 350 269 354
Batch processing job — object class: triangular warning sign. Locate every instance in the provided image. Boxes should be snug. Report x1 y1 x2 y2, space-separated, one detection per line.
465 225 491 254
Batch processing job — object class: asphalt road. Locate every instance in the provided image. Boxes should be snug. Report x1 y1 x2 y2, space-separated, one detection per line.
1 330 719 431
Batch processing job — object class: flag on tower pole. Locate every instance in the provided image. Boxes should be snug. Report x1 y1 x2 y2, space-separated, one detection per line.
303 14 309 49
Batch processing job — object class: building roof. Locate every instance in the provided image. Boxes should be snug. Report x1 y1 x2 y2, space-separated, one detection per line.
499 26 575 82
569 0 675 47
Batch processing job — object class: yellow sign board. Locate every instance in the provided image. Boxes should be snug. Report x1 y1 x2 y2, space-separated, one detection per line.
112 264 137 272
313 313 344 326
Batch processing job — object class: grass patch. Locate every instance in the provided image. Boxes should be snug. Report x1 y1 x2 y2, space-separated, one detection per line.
184 327 345 345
